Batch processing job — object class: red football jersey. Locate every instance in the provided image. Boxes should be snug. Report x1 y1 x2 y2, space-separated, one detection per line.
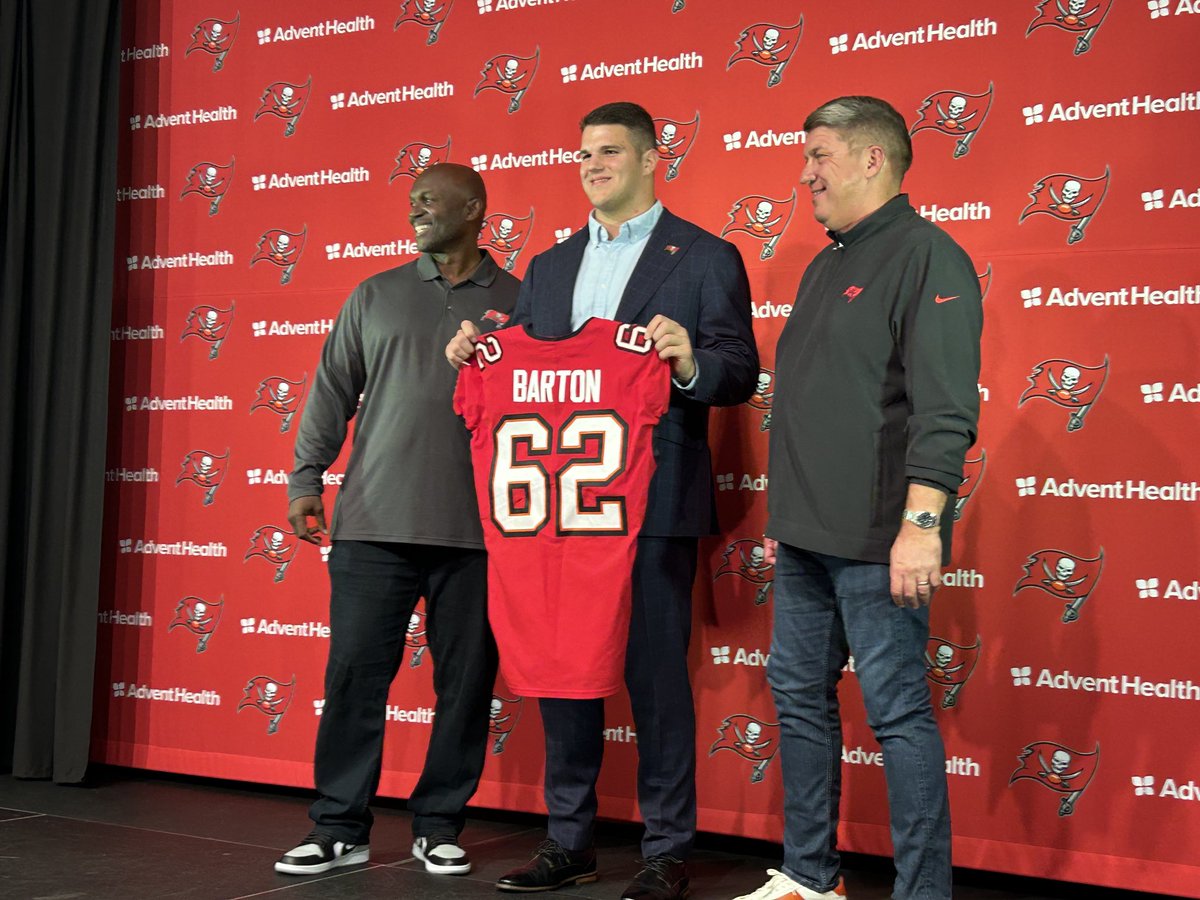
454 318 670 698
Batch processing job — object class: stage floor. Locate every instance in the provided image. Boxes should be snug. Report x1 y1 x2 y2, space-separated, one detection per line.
0 767 1159 899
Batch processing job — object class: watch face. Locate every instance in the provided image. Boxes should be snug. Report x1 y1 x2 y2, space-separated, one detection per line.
915 512 937 528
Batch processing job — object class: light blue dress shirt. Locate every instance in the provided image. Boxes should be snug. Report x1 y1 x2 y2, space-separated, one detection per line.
570 201 664 331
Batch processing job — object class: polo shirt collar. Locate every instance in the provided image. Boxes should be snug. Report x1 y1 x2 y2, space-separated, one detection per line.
417 249 500 286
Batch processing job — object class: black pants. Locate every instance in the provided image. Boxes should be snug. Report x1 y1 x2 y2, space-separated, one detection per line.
309 540 497 843
539 536 699 859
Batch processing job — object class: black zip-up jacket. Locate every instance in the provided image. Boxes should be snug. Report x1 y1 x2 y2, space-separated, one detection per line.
767 195 982 565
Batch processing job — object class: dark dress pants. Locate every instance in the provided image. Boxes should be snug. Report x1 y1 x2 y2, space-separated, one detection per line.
540 536 699 859
309 540 498 843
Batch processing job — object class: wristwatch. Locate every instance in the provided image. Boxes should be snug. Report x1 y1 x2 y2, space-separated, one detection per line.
902 509 940 529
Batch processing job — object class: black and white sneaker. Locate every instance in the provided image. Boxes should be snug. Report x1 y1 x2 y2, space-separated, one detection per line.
275 831 370 875
413 834 472 875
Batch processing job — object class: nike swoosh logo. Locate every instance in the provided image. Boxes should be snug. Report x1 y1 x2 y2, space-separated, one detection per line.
934 294 959 304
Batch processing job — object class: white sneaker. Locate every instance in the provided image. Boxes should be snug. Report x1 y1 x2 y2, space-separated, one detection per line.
413 835 472 875
274 831 370 875
732 868 847 900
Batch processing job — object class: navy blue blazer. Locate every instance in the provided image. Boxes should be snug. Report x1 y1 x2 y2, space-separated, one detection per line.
512 208 758 538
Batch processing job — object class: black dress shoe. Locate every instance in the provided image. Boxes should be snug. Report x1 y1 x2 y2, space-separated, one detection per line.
621 855 689 900
496 839 598 892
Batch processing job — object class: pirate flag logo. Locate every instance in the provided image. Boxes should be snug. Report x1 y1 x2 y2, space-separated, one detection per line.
1010 740 1100 816
910 84 994 159
721 190 796 260
1018 356 1109 432
727 19 803 88
180 159 235 215
175 448 230 506
254 77 311 137
180 301 235 360
489 695 523 754
389 138 452 183
977 263 993 304
954 450 986 522
714 538 773 605
406 604 429 668
924 635 981 709
168 595 224 653
1014 547 1105 623
709 714 781 783
186 14 239 71
652 112 700 182
1019 168 1110 245
238 675 295 734
479 209 533 272
745 368 774 431
395 0 454 45
245 526 301 583
251 226 306 285
672 0 686 12
1026 0 1113 56
251 374 308 433
474 48 539 115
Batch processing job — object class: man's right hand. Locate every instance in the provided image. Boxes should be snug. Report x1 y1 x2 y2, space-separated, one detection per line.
288 496 327 544
445 319 482 369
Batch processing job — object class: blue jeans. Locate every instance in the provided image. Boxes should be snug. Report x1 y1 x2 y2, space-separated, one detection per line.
766 543 951 900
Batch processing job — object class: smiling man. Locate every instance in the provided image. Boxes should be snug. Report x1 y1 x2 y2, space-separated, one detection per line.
447 101 758 900
277 164 519 879
738 97 983 900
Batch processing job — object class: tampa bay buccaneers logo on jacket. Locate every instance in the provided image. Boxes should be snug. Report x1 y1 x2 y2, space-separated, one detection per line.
910 84 993 159
175 448 229 506
251 374 308 433
186 14 239 71
180 159 235 215
238 675 295 734
709 714 781 783
251 226 306 285
714 538 773 605
489 695 523 754
652 112 700 182
389 138 452 183
180 302 235 360
245 526 301 583
1026 0 1113 56
254 77 311 137
168 595 224 653
1010 740 1100 816
924 636 981 709
1018 356 1109 431
395 0 454 45
727 19 803 88
1014 547 1104 623
721 190 795 261
1019 168 1110 245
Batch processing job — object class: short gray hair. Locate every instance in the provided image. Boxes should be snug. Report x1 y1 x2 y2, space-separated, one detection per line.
804 96 912 183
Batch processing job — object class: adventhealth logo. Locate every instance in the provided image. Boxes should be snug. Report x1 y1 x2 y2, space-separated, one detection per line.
1131 773 1200 801
469 146 580 172
1142 186 1200 210
1148 1 1200 19
1023 90 1200 125
829 17 997 54
558 51 703 83
480 0 580 13
710 646 770 666
257 16 376 44
723 128 806 151
1136 576 1200 601
1019 282 1200 308
1140 382 1200 403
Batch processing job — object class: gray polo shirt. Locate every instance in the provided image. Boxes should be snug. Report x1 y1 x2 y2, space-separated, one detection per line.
289 252 520 547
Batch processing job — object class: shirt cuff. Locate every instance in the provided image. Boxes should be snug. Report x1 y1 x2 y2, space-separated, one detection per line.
672 361 699 392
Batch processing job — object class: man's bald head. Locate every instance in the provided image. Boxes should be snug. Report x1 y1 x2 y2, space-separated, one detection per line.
417 163 487 218
410 163 488 256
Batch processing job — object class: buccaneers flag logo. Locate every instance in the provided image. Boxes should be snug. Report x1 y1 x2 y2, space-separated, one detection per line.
709 714 781 783
954 450 987 522
168 595 224 653
479 209 534 272
1018 356 1109 432
395 0 454 45
652 112 700 182
175 448 229 506
254 77 311 137
727 19 803 88
977 263 993 304
1010 740 1100 816
474 49 539 114
1013 547 1105 623
910 84 993 159
251 226 306 285
185 14 239 71
924 636 981 709
1019 168 1110 245
721 190 795 260
406 604 429 668
489 695 523 754
251 374 308 433
180 159 235 215
1026 0 1113 55
714 538 773 605
245 526 301 583
389 138 452 183
238 675 296 734
180 301 235 360
745 368 774 431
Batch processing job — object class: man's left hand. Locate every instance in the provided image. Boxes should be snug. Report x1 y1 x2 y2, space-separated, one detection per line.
646 314 695 384
889 527 942 609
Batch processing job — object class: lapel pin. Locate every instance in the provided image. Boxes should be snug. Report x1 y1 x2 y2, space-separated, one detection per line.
665 244 680 254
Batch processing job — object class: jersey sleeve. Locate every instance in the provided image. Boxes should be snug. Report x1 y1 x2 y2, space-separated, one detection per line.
452 359 483 434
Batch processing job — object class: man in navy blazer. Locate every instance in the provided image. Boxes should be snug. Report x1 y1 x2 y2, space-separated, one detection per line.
447 102 757 900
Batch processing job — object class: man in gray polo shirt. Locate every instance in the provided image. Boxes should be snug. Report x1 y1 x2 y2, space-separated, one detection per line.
275 164 519 878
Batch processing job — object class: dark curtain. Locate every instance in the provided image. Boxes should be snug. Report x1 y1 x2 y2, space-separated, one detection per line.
0 0 120 782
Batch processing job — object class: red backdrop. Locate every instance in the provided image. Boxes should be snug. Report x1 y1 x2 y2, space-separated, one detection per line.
98 1 1200 893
